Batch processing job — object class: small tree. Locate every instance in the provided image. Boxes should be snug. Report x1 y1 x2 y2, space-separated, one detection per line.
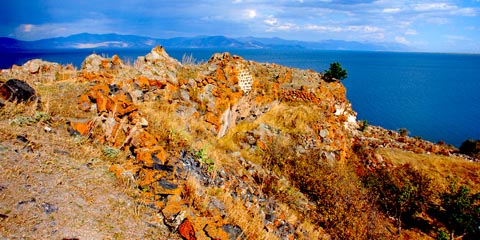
324 62 347 82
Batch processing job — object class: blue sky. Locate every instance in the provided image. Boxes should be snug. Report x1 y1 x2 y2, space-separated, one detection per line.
1 0 479 52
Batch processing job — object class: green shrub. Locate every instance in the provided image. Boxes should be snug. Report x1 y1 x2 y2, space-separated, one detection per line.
439 179 480 239
362 164 433 235
359 120 368 132
436 229 450 240
398 128 409 137
459 139 480 159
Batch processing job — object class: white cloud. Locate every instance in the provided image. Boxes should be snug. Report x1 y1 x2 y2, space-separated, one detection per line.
413 3 454 12
12 17 116 40
20 24 34 33
382 8 401 13
305 24 382 33
264 17 278 26
445 35 471 41
405 29 417 35
74 41 128 49
305 25 343 32
412 2 476 16
453 7 476 17
426 17 449 25
267 22 299 32
347 25 382 33
395 36 409 44
277 23 298 31
245 9 257 19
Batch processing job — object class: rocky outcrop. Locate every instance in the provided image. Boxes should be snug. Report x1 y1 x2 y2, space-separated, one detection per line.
66 47 339 238
82 54 125 72
2 46 464 239
135 46 181 85
0 59 76 83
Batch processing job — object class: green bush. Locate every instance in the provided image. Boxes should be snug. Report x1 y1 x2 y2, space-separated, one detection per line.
459 139 480 159
439 179 480 239
398 128 409 137
359 120 368 132
362 164 433 235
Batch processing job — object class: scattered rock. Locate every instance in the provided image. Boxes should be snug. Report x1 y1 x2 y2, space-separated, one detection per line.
0 79 37 104
40 202 58 214
178 218 196 240
221 224 245 240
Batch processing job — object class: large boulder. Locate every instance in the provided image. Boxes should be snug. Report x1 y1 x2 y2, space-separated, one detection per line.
0 79 37 106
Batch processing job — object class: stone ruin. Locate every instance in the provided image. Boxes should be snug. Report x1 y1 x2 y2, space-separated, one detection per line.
237 67 253 93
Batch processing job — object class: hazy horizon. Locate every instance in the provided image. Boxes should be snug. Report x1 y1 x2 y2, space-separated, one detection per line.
1 1 479 53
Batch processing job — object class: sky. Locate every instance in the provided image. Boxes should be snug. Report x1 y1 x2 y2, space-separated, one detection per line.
1 0 480 53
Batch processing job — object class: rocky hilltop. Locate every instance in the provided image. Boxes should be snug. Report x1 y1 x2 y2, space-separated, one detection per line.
0 47 478 239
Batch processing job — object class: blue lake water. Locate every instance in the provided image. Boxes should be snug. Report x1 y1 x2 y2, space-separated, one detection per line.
1 48 479 147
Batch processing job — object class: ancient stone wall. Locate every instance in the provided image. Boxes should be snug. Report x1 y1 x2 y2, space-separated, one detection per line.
238 68 253 93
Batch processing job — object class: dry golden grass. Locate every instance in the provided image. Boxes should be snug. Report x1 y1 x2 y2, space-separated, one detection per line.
376 147 480 192
212 188 275 240
36 81 94 120
0 79 178 239
256 102 320 135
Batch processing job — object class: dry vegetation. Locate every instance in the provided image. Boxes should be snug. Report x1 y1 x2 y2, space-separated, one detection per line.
376 148 480 192
0 82 179 239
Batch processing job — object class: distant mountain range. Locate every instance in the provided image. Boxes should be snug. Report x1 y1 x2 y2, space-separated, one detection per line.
0 33 408 51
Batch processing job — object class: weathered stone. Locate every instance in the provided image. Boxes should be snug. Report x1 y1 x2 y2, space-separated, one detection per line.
0 79 37 104
320 129 329 138
95 94 109 113
221 224 245 240
178 218 196 240
82 54 105 72
156 179 181 195
204 224 230 240
26 59 42 74
130 130 158 148
68 120 94 136
135 146 167 167
130 90 144 103
162 195 188 229
78 94 92 111
106 93 137 116
133 76 150 91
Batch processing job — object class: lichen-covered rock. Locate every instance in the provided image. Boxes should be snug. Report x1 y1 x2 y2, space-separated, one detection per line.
178 218 196 240
135 46 180 85
82 54 125 72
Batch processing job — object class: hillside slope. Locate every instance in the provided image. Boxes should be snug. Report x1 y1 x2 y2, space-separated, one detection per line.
0 47 477 239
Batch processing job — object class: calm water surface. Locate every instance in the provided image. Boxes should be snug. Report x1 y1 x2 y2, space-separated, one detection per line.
1 49 479 147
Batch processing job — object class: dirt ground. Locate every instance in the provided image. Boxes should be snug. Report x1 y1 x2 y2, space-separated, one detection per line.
0 119 180 239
